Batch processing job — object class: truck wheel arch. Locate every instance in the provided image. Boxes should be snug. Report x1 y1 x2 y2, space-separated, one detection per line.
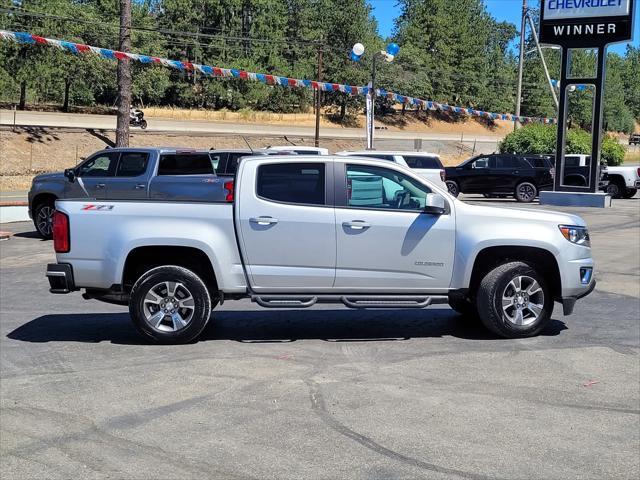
122 246 219 298
33 192 58 210
468 246 561 301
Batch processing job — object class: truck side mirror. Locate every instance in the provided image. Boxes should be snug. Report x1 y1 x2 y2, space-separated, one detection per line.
423 193 446 215
64 168 76 183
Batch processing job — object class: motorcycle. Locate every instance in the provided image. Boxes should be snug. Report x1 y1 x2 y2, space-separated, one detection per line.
129 108 147 129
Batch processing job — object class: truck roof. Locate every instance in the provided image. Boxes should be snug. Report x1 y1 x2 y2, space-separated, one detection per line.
336 150 440 158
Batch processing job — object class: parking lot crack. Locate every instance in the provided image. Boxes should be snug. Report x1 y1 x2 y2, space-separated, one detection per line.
304 378 502 480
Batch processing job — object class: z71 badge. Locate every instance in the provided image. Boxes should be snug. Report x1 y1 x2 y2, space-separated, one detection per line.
81 204 114 211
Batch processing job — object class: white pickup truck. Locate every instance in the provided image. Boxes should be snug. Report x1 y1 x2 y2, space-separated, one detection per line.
605 165 640 199
47 155 595 344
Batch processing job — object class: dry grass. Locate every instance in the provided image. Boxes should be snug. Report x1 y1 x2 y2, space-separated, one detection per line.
624 150 640 164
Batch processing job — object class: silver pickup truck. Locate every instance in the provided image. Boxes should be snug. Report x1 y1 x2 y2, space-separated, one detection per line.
47 155 595 344
28 147 275 239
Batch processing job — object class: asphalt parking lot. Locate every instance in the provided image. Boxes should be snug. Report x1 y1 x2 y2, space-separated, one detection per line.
1 196 639 480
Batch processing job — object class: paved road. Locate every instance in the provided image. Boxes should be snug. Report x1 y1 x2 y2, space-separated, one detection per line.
1 198 638 479
0 109 503 143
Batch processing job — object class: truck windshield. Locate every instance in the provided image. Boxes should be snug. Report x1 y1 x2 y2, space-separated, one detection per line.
158 154 215 175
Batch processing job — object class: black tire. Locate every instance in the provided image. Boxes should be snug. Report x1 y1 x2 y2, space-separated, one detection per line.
140 119 148 129
448 291 478 318
622 188 638 199
129 265 213 344
514 181 537 203
33 199 56 239
477 261 553 338
606 180 624 199
446 180 460 197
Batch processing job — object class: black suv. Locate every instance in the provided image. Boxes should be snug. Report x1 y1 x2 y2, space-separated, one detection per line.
445 154 553 202
629 134 640 146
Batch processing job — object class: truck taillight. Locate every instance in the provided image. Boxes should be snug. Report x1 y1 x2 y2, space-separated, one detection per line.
52 211 70 253
440 169 446 182
224 180 234 202
637 167 640 178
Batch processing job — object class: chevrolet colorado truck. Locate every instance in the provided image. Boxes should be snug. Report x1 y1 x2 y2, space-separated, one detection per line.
46 155 595 344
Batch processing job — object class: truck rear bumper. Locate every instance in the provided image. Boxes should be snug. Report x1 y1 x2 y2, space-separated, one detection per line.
46 263 76 293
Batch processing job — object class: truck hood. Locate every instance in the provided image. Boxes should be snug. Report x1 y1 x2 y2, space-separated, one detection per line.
33 172 65 182
459 202 586 227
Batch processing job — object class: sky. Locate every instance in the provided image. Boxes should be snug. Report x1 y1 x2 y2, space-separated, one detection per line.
367 0 639 55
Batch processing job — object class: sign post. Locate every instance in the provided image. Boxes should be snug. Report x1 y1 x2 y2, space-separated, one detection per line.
538 0 635 207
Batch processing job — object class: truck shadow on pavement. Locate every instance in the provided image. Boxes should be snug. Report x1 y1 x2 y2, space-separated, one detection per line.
7 309 567 345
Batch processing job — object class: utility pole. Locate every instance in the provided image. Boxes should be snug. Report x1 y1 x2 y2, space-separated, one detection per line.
115 0 132 147
514 0 527 130
314 45 323 148
526 13 559 110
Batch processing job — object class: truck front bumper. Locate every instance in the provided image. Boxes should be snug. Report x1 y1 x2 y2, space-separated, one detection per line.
46 263 76 293
560 256 596 315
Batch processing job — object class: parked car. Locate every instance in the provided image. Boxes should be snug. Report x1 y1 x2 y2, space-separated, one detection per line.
444 154 554 202
263 146 329 155
558 154 609 190
629 134 640 146
47 155 595 344
606 165 640 198
29 147 234 239
210 148 299 177
335 150 447 188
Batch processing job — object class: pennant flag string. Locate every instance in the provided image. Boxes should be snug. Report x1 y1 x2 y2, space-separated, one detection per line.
0 30 556 125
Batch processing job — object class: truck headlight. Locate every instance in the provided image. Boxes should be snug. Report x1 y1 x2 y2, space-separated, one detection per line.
559 225 590 247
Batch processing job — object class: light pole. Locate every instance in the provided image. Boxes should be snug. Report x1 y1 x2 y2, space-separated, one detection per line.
351 42 400 149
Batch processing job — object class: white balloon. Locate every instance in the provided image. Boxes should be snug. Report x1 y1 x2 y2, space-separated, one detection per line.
384 53 394 62
352 43 365 56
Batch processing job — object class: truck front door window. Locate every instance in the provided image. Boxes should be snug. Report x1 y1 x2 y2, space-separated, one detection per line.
257 163 326 205
78 153 118 177
346 165 431 211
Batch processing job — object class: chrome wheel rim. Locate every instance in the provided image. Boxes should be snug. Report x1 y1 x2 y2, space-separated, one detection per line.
37 206 55 236
501 275 544 327
518 184 536 201
143 281 195 332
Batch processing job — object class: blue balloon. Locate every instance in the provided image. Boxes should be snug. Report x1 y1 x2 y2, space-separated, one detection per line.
350 52 362 62
386 43 400 56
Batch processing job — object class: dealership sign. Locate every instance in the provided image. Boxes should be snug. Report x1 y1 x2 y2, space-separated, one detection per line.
540 0 635 46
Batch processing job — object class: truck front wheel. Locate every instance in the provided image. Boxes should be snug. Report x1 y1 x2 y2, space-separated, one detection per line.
129 265 213 344
477 262 553 338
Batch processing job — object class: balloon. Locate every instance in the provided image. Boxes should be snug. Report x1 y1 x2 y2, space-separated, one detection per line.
386 43 400 56
384 53 394 62
352 43 365 56
350 52 362 62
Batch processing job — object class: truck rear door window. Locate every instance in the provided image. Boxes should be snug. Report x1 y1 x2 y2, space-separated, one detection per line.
257 163 325 205
158 154 214 175
116 152 149 177
403 155 442 169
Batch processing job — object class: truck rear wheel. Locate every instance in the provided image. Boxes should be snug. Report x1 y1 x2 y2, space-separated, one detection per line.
514 182 537 203
129 265 213 344
446 180 459 197
622 188 637 199
477 261 553 338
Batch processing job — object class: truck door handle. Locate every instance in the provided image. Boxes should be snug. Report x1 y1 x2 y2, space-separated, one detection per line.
343 220 370 230
135 183 146 189
96 183 105 189
250 216 278 225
